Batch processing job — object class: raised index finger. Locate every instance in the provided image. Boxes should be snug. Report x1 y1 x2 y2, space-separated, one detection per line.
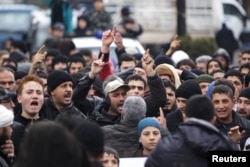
37 45 45 54
159 107 164 118
112 25 117 35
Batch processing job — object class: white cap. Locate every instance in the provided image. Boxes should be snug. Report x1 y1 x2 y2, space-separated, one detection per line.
171 50 189 65
0 105 14 128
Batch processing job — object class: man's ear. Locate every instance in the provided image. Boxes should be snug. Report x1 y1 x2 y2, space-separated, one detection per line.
17 94 22 103
182 112 187 121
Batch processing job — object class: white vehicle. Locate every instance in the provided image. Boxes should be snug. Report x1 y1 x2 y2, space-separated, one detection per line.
186 0 247 39
72 36 145 70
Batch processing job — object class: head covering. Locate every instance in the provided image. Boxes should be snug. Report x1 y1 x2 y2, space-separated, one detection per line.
171 50 189 66
196 74 214 83
15 71 27 80
0 105 14 128
213 48 230 64
138 117 161 137
176 79 202 99
52 22 65 31
195 55 212 63
47 70 73 94
122 96 146 122
239 87 250 100
155 63 181 88
17 62 32 73
0 87 16 100
191 69 204 76
206 81 216 99
10 51 26 62
154 56 175 67
103 76 130 96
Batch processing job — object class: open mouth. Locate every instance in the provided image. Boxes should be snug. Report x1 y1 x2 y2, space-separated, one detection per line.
64 93 72 98
30 101 38 106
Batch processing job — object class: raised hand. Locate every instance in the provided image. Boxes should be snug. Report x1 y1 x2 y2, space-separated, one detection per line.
1 139 14 158
166 35 181 56
114 32 124 50
102 26 116 49
141 49 155 76
89 54 105 79
33 45 47 65
155 107 167 130
228 125 245 144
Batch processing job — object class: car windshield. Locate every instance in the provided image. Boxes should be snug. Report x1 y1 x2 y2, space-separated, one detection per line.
0 11 31 32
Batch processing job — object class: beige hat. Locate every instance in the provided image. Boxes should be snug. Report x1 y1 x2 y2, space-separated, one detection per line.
104 79 130 96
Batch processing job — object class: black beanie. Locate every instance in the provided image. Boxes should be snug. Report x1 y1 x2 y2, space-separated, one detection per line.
154 56 175 67
47 70 73 94
176 79 202 99
239 87 250 100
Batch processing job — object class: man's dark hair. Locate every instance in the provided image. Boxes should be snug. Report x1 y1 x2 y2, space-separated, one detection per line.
118 53 136 67
239 62 250 73
79 49 92 57
212 85 234 100
214 78 235 95
185 95 214 122
241 49 250 55
125 74 146 88
176 59 196 69
163 80 176 92
68 57 86 70
224 69 244 86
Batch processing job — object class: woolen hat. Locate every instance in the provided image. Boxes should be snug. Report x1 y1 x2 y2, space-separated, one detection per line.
239 87 250 100
154 56 175 67
138 117 161 137
196 74 214 83
10 51 26 62
176 79 202 99
122 96 146 122
47 70 73 94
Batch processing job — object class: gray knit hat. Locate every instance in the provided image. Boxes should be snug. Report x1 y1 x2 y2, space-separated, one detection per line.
122 96 146 122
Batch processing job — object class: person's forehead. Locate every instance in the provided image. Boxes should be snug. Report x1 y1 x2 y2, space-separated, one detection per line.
0 71 14 78
241 53 250 58
128 79 144 85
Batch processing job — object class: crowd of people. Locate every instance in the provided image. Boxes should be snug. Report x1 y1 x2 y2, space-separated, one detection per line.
0 0 250 167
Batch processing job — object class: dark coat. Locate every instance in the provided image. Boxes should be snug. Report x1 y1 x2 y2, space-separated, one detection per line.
11 121 25 156
145 118 239 167
14 115 47 129
167 109 183 134
73 74 120 126
101 120 139 157
215 111 250 150
89 101 120 126
40 98 86 121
